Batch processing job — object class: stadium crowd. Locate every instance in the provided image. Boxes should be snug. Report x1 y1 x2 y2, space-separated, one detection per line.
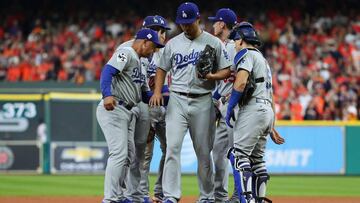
0 0 359 120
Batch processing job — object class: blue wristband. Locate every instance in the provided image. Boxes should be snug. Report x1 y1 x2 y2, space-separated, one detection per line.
142 91 153 103
228 89 243 110
212 90 221 100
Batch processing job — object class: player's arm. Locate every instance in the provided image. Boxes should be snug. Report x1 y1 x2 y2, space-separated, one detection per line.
233 69 249 91
208 40 233 80
101 48 129 111
270 93 285 144
205 67 231 80
149 68 167 106
100 64 120 111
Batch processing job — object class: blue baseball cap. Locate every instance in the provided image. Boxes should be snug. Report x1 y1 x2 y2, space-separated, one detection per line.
175 2 200 24
208 8 237 26
143 15 171 30
154 15 171 30
135 28 165 48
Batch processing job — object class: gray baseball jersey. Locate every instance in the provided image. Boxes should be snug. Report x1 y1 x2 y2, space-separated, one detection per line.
106 47 146 105
159 31 232 94
216 40 237 96
236 48 273 102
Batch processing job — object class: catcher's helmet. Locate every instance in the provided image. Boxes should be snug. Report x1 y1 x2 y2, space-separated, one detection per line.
229 22 261 46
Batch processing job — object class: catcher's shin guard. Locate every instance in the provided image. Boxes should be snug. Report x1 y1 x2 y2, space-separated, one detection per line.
251 163 271 203
227 148 253 203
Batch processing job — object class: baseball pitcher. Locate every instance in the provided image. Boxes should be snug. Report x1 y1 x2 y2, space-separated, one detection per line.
149 2 232 203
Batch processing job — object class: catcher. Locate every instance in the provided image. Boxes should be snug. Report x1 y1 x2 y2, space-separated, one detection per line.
226 22 285 203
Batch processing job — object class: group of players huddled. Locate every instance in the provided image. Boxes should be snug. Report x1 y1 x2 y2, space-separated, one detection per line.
97 2 285 203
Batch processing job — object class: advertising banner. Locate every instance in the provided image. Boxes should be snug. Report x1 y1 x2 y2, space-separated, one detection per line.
149 126 344 174
0 142 41 172
51 142 108 173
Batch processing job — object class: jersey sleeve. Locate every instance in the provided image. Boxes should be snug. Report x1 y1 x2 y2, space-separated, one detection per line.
106 48 131 72
215 40 232 70
236 54 253 73
158 43 172 72
227 42 237 72
147 51 160 78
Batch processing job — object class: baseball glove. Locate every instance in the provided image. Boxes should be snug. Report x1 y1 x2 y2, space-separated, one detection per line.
196 44 217 79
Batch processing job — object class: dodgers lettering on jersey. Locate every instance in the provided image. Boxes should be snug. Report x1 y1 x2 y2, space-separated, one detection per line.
116 39 150 91
236 48 273 102
216 40 237 97
173 49 201 70
106 47 144 104
158 31 232 94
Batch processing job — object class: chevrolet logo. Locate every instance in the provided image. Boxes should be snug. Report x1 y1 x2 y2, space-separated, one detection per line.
62 147 104 162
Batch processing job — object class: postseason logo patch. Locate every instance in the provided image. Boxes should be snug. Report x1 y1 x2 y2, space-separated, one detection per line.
116 52 127 63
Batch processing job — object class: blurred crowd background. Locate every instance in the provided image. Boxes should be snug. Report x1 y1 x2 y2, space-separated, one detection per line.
0 0 359 120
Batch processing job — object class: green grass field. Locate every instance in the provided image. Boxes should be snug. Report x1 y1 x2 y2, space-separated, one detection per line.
1 175 360 197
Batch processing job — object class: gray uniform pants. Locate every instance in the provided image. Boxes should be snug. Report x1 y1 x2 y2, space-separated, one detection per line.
140 119 166 198
97 101 136 203
213 101 234 202
233 100 274 163
125 102 151 202
163 92 216 202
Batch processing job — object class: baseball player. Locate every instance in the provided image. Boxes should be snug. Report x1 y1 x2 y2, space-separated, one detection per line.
97 28 164 203
208 8 238 203
225 22 285 203
149 2 232 203
138 15 171 203
115 16 170 203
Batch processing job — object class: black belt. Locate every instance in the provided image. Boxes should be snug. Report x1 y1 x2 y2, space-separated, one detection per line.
118 100 134 110
173 91 210 98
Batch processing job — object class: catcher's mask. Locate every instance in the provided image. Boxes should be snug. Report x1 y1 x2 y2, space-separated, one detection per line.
229 22 261 46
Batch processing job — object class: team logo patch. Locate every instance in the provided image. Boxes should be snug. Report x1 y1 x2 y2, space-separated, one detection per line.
182 11 187 18
116 52 127 63
147 34 152 39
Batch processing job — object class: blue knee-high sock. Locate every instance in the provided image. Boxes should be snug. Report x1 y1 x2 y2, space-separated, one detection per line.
228 149 247 203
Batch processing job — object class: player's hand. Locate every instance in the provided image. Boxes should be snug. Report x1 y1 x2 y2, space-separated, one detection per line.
104 96 117 111
204 72 214 80
149 92 164 107
270 128 285 145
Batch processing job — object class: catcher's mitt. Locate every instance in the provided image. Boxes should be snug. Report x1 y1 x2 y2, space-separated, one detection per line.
196 44 217 79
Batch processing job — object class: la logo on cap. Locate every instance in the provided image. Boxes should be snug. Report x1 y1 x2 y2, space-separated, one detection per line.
182 11 187 18
153 17 158 23
147 34 152 39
